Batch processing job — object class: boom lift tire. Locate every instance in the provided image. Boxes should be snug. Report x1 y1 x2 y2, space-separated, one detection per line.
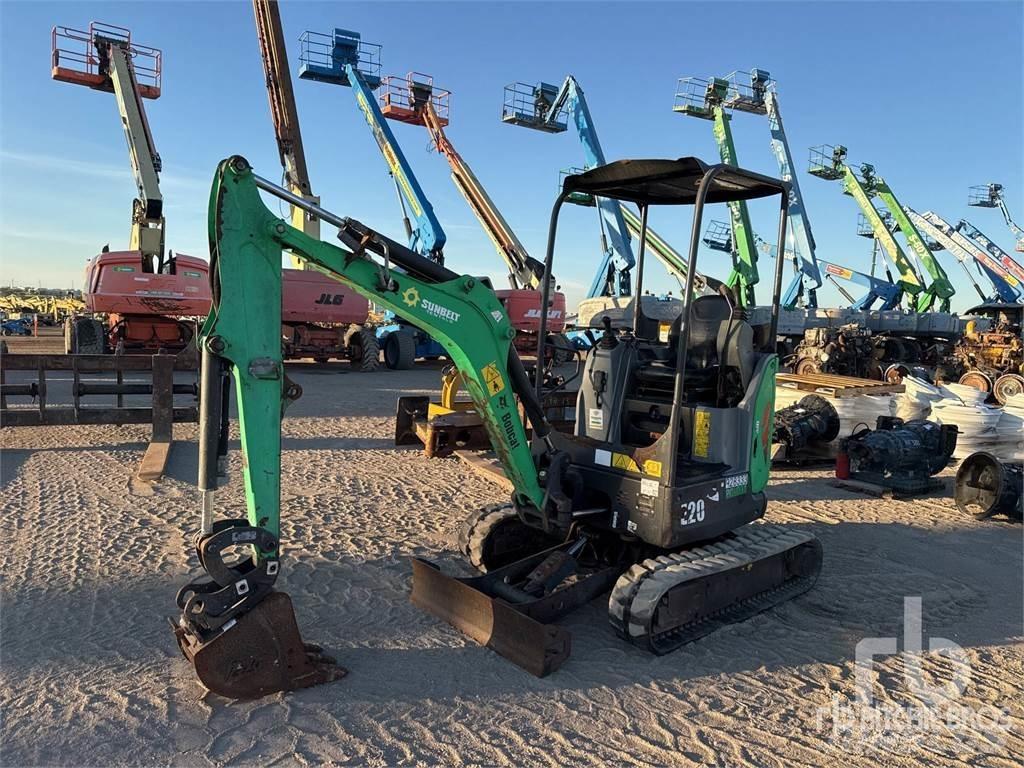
345 326 380 372
459 504 560 572
384 329 416 370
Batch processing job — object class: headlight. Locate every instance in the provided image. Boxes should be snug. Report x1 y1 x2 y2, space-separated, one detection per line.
820 352 831 363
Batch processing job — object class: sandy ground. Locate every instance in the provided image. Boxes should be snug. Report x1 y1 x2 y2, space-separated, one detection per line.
1 356 1022 767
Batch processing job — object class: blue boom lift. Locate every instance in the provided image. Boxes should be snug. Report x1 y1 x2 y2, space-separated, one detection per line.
298 28 447 368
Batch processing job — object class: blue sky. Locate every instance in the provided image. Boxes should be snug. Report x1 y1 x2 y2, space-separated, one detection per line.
1 1 1021 312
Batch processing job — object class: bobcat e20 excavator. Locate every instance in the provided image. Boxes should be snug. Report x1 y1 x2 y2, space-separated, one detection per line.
173 155 822 698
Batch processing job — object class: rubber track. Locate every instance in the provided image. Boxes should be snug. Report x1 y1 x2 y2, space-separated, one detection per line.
607 524 821 654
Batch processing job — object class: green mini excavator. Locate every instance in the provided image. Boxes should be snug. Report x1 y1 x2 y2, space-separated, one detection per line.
173 155 823 698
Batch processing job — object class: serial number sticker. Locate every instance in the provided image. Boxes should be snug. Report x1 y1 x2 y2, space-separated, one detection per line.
643 459 662 478
725 473 749 498
640 478 659 497
481 362 505 395
694 410 711 458
588 408 604 430
594 449 611 467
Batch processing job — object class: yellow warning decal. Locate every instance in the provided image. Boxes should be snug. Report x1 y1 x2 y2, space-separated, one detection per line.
643 459 662 478
612 452 641 474
482 361 505 396
694 410 711 458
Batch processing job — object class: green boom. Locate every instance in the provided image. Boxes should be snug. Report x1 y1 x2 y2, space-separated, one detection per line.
201 157 545 549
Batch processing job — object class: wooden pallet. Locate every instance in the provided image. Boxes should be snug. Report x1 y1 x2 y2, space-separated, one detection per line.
776 372 904 398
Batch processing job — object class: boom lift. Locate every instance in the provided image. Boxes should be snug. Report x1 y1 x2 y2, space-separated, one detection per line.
906 208 1022 304
808 145 955 313
969 183 1024 253
386 72 568 353
956 219 1024 288
297 28 445 368
252 1 378 369
51 22 210 353
674 76 762 306
502 77 690 328
502 78 634 299
173 155 821 696
702 221 902 310
676 71 826 309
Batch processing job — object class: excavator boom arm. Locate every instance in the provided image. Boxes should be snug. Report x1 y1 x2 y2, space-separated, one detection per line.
204 158 546 547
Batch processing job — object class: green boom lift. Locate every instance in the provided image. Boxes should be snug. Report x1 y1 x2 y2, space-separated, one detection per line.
674 76 761 306
808 145 955 313
172 155 822 698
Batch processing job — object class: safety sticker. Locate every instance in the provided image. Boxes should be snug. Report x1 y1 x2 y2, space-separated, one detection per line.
694 410 711 458
588 408 604 430
112 265 135 272
481 362 505 395
640 478 659 497
643 459 662 478
612 452 641 473
594 449 611 467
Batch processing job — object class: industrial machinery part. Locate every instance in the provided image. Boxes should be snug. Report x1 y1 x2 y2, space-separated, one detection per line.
174 155 821 697
841 416 958 495
969 183 1024 253
298 27 444 366
808 145 955 313
773 394 840 454
954 452 1023 520
791 324 883 379
252 3 376 369
952 303 1024 403
52 22 211 353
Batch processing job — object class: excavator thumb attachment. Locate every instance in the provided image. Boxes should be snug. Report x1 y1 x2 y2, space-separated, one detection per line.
174 591 346 698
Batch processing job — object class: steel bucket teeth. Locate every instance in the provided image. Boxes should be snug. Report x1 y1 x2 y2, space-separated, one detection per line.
410 558 570 677
174 591 346 698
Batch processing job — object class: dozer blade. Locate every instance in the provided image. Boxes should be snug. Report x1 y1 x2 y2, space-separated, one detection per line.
411 558 571 677
609 524 823 655
174 591 346 698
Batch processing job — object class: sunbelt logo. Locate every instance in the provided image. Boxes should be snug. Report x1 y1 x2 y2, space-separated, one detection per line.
402 287 460 324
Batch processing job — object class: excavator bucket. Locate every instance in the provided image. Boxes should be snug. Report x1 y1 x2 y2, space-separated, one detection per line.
173 591 346 699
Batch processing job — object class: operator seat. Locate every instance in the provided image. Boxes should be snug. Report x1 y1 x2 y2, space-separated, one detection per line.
667 295 758 398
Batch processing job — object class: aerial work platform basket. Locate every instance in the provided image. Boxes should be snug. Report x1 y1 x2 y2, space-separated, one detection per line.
968 184 1001 207
298 28 381 88
702 220 733 252
807 144 848 181
857 209 896 238
673 76 729 119
51 22 161 99
501 82 567 132
378 73 449 127
720 69 772 114
558 167 595 206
